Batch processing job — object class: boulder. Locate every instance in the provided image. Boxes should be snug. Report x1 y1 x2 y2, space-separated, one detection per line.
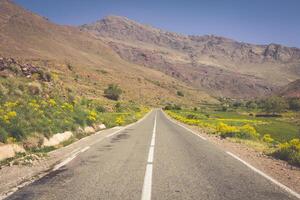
0 144 25 161
43 131 73 147
98 124 106 130
84 126 95 134
92 124 106 131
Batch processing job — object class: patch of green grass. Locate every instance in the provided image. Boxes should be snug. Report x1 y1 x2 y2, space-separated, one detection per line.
169 109 299 143
256 121 299 142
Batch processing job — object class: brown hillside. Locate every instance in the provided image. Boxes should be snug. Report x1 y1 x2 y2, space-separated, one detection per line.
280 79 300 98
0 0 215 105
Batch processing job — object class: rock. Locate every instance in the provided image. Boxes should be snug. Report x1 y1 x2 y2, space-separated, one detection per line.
98 124 106 130
28 82 42 95
43 131 73 147
0 144 15 161
0 144 25 161
77 127 84 133
11 144 25 153
92 124 106 131
84 126 95 134
23 136 43 149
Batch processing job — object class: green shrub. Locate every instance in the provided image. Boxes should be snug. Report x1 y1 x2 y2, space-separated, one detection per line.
104 84 122 100
115 102 122 112
260 96 288 113
96 105 106 113
186 114 198 119
164 104 181 110
288 98 300 111
272 139 300 166
177 91 184 97
0 127 8 143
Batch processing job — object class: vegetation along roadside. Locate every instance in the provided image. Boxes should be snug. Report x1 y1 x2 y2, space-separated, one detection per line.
0 58 150 166
164 97 300 167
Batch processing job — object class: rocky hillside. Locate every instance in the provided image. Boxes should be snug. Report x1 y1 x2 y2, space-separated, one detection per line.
280 79 300 98
0 0 214 105
81 16 300 97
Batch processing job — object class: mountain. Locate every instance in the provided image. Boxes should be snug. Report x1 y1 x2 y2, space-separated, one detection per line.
280 79 300 98
0 0 214 105
1 0 299 101
80 16 300 97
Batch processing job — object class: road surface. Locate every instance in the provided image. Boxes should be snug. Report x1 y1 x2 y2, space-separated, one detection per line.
6 109 299 200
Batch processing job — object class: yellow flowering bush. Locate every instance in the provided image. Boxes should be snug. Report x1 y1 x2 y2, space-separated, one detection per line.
86 110 98 125
262 134 275 144
4 101 18 108
115 116 125 126
28 100 40 111
273 139 300 166
48 99 56 106
61 102 74 111
217 122 239 138
239 124 260 139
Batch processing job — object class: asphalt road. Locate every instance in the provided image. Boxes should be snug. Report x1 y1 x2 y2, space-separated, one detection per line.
6 109 299 200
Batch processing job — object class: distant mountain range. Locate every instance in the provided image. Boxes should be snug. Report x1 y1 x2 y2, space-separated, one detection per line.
1 0 299 101
80 15 300 98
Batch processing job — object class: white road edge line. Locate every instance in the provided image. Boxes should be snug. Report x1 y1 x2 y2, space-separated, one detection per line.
162 109 207 141
226 151 300 199
141 112 157 200
53 146 90 171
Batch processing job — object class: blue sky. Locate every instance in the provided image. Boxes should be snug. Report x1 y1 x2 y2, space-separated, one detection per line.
15 0 300 47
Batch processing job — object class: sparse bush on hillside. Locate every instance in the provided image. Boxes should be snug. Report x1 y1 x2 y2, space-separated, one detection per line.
115 102 122 112
104 84 122 101
177 91 184 97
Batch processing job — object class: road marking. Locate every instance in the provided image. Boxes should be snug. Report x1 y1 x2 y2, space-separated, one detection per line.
53 146 90 171
80 146 90 153
162 110 207 140
141 112 157 200
226 151 300 199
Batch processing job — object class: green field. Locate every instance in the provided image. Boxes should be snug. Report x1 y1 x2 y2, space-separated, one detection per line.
168 109 300 143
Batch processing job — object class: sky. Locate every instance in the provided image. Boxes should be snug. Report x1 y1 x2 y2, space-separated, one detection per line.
15 0 300 48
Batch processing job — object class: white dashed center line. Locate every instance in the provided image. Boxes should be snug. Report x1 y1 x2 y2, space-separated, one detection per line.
141 112 157 200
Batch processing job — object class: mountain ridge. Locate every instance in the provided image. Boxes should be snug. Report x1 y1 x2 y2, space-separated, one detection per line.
81 15 300 97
